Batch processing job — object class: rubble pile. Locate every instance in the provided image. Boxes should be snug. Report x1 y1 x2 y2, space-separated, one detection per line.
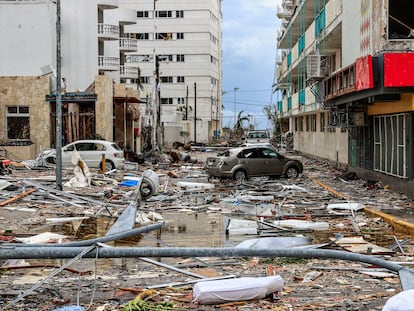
0 150 413 311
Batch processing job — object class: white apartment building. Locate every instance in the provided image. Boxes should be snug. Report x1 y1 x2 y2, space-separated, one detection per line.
0 0 141 154
0 0 222 151
116 0 223 146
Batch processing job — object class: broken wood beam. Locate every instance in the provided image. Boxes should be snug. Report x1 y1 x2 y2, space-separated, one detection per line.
0 188 36 206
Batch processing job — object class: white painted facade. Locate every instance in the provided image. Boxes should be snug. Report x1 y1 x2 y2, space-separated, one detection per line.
118 0 223 145
0 0 222 146
0 0 56 76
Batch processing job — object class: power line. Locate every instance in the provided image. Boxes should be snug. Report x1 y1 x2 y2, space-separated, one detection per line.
222 99 274 107
222 89 272 94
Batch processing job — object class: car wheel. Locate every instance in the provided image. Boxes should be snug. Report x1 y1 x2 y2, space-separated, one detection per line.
44 156 56 166
286 166 299 178
101 160 115 171
233 170 247 182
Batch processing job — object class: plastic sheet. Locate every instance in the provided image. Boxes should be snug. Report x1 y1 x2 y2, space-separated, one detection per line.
193 275 283 304
382 289 414 311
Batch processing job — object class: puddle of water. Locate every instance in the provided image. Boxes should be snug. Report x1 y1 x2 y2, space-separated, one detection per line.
47 211 247 248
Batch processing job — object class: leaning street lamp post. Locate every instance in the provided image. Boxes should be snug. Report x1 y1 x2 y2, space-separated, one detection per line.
233 87 239 129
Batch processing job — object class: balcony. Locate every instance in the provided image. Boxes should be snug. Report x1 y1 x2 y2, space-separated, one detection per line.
277 5 293 19
97 0 118 10
120 65 139 79
98 23 119 40
98 56 119 71
117 8 137 25
283 0 294 10
119 37 138 51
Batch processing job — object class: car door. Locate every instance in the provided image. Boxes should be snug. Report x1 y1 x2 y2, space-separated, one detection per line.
79 142 102 168
238 147 262 176
257 147 284 175
61 142 75 166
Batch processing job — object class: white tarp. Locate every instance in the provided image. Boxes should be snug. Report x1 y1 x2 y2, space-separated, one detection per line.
193 275 283 304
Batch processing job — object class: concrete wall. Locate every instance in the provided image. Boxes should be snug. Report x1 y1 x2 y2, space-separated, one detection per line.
60 0 101 92
294 112 348 165
0 0 56 76
342 0 363 66
95 75 114 141
0 76 52 159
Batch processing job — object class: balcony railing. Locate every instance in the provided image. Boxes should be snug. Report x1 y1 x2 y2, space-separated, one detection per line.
97 23 119 40
119 37 138 51
120 65 139 79
98 56 119 71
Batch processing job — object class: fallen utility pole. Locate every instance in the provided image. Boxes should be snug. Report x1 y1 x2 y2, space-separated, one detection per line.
0 247 413 290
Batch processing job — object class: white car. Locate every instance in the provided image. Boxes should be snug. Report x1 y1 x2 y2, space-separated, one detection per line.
45 140 125 171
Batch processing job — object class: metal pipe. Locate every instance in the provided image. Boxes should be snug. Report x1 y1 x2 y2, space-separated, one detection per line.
2 246 413 289
0 247 405 272
4 222 163 247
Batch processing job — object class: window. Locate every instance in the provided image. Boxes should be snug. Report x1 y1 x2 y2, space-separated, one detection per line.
160 76 173 83
210 55 217 64
374 114 407 178
133 33 149 40
177 98 185 105
161 98 173 105
210 34 217 44
125 54 153 63
137 11 149 18
176 10 184 18
156 33 172 40
7 106 30 140
239 148 258 159
298 116 303 131
320 112 325 132
388 0 414 39
310 114 317 132
158 55 173 62
156 10 172 18
139 76 151 84
177 32 184 40
176 54 185 62
259 148 277 159
177 76 185 83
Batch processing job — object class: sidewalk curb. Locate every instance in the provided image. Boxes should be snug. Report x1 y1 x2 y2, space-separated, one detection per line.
364 208 414 236
307 175 414 235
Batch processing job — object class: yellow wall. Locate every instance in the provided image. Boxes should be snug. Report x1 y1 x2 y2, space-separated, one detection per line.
368 94 414 115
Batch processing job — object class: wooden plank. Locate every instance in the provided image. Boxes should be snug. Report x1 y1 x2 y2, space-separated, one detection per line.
0 188 36 207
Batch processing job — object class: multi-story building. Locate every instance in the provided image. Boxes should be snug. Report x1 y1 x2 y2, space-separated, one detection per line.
0 0 141 158
276 0 413 196
116 0 223 146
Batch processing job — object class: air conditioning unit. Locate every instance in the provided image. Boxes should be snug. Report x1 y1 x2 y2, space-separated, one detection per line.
306 54 329 79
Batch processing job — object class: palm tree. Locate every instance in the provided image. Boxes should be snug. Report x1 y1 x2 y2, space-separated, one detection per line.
263 105 278 134
232 110 250 141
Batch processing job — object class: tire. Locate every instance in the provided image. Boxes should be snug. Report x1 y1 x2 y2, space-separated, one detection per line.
233 170 247 182
286 166 299 178
101 160 115 171
44 156 56 166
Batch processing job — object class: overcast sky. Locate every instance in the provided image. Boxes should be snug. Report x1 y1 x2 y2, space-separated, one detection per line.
221 0 282 130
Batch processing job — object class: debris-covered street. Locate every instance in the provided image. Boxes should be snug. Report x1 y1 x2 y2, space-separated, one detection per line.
0 149 413 311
